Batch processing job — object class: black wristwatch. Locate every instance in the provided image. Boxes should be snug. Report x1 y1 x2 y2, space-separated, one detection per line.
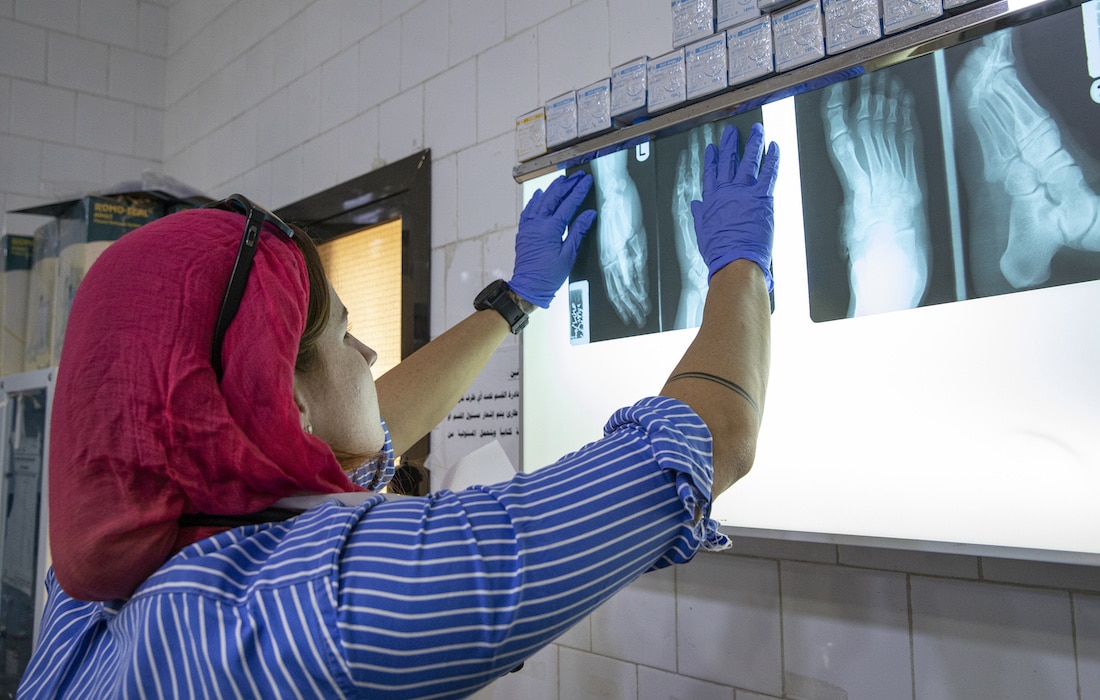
474 279 529 334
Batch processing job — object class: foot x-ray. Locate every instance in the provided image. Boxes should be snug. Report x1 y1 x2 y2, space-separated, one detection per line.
949 12 1100 298
567 111 762 344
797 3 1100 320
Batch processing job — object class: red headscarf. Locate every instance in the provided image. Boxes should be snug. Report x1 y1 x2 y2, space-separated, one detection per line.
49 207 364 601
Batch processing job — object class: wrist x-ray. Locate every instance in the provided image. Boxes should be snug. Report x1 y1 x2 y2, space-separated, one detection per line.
567 111 763 344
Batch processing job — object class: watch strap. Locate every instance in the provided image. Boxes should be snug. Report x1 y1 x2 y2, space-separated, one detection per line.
474 279 529 334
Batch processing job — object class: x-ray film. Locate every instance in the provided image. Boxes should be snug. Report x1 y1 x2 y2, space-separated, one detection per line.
523 2 1100 559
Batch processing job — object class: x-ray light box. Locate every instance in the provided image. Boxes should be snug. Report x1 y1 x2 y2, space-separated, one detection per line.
521 0 1100 564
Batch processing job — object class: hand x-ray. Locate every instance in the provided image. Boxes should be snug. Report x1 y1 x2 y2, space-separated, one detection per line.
797 4 1100 320
567 111 763 344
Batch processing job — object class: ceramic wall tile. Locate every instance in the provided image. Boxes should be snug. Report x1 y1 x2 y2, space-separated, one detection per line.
15 0 77 33
1075 594 1100 699
559 647 637 700
911 576 1076 700
107 46 165 108
47 33 109 95
475 29 538 141
676 553 782 695
80 0 139 49
455 131 515 238
980 556 1100 593
637 665 735 700
76 94 135 155
592 566 676 671
726 533 837 564
320 46 360 132
450 0 506 66
781 560 910 699
399 0 450 90
837 545 979 579
424 59 478 159
468 644 558 700
10 81 73 143
536 1 609 102
554 612 592 651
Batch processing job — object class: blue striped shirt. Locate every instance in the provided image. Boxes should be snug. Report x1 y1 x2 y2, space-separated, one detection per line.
18 397 728 699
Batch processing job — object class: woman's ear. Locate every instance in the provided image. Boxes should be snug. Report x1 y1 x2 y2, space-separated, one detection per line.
292 376 312 433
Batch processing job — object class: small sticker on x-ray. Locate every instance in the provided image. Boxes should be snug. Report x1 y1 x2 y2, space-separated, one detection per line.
568 280 590 345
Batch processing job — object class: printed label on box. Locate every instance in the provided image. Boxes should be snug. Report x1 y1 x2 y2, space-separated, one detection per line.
774 0 826 71
545 93 578 147
717 0 760 30
687 35 729 99
648 51 687 112
882 0 942 34
728 17 775 85
516 109 547 161
611 60 649 117
824 0 882 53
577 81 612 136
672 0 717 47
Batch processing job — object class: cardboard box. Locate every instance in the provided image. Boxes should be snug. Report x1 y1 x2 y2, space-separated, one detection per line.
516 108 547 162
824 0 883 53
717 0 761 30
23 221 59 371
686 34 729 99
611 57 649 125
55 197 164 362
17 195 164 369
758 0 803 13
672 0 717 47
773 0 826 72
577 79 613 137
545 91 578 148
882 0 942 34
647 49 687 114
1 235 33 376
727 15 775 86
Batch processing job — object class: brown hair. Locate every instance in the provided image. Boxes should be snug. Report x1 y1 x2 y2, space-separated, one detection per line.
290 224 330 374
288 225 386 477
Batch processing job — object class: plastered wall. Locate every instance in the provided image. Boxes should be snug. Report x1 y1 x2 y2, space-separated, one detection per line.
2 1 1099 697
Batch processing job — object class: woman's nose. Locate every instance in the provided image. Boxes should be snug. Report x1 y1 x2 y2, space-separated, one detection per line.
360 340 378 367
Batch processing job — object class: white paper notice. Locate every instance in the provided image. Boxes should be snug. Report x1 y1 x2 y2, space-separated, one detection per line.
431 345 520 489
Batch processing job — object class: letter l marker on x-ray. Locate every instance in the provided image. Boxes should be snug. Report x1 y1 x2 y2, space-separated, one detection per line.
1085 0 1100 102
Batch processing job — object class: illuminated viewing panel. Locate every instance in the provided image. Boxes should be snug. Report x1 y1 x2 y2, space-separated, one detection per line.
521 1 1100 560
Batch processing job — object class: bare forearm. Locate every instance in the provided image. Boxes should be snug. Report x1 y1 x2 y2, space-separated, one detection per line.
660 260 771 495
375 309 511 455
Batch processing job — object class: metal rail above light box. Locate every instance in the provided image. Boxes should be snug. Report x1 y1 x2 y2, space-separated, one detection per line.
512 0 1085 183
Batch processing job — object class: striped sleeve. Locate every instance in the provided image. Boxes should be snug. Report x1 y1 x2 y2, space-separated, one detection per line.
335 395 729 698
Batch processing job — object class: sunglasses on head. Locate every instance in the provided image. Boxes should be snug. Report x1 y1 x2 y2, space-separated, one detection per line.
203 194 296 381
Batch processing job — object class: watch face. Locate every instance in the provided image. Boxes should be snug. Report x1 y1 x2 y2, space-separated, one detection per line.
476 279 507 307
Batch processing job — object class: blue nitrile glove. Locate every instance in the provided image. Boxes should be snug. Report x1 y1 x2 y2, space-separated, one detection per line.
509 171 597 308
689 122 780 291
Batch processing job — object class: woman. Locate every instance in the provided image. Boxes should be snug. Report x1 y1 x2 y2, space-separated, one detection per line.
18 124 777 699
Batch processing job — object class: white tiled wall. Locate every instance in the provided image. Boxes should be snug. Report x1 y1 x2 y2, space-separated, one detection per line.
4 2 1100 698
1 0 164 235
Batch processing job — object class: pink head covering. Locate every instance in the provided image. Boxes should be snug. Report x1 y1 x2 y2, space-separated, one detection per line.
49 207 364 601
